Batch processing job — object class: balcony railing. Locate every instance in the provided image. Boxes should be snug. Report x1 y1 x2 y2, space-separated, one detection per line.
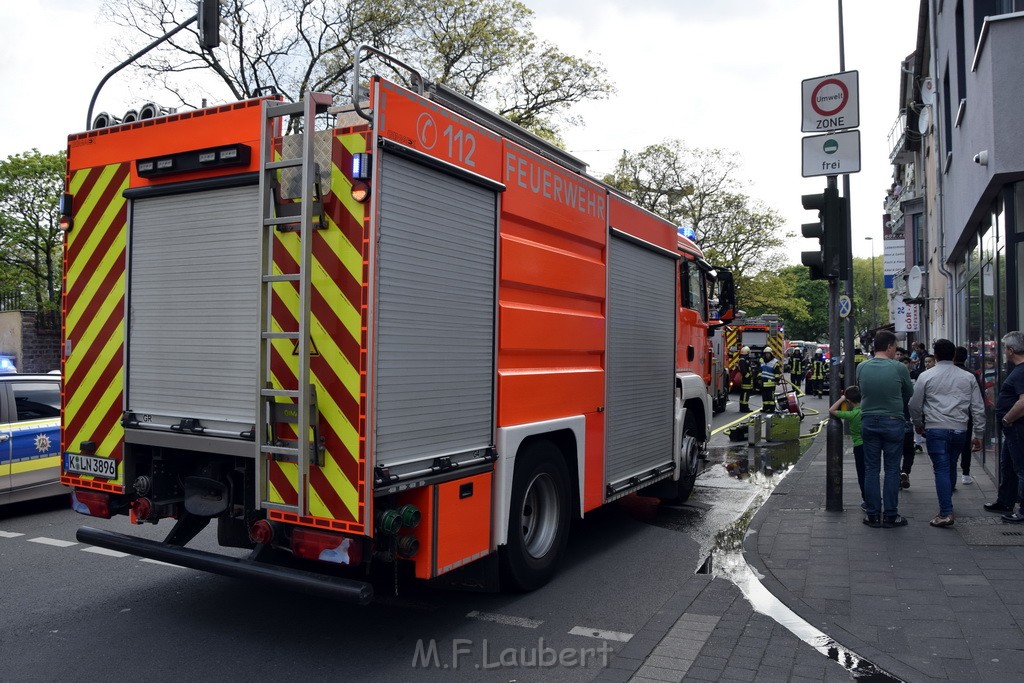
888 111 915 165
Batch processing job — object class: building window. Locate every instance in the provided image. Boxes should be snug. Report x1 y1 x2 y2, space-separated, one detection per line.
955 2 967 102
912 213 926 266
994 0 1024 15
942 63 954 167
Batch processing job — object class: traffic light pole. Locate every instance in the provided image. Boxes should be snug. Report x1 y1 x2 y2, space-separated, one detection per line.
825 175 844 513
839 0 856 426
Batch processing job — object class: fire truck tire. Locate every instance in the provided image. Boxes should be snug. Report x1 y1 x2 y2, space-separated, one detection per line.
500 440 571 592
661 414 701 504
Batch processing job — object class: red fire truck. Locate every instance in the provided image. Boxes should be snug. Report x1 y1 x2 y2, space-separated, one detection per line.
59 48 734 602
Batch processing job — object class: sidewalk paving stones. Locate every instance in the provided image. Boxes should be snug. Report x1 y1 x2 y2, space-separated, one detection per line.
595 425 1024 682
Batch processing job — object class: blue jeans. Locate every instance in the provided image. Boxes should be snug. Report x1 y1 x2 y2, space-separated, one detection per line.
925 429 967 517
862 415 906 517
997 424 1024 510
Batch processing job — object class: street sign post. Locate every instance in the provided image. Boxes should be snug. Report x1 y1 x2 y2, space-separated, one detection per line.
801 130 861 177
838 294 852 318
801 70 859 133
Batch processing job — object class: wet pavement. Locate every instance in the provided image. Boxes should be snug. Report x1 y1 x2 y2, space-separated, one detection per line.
596 392 1024 682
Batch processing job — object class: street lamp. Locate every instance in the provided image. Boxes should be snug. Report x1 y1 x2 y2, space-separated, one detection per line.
865 236 877 330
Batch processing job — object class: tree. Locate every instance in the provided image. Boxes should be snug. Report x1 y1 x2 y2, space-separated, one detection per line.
851 255 885 334
0 150 66 311
99 0 614 141
604 140 806 318
779 266 829 342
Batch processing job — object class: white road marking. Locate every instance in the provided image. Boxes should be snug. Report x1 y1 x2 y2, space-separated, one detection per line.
0 530 26 538
568 626 634 642
466 610 542 629
140 558 184 568
28 537 77 548
82 546 130 558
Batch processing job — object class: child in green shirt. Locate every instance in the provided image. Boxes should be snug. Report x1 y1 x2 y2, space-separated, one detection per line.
829 385 864 508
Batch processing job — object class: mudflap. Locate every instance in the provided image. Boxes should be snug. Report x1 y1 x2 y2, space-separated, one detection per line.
430 552 501 593
76 526 373 604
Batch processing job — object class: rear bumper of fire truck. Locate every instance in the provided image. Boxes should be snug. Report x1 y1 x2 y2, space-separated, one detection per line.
76 526 373 604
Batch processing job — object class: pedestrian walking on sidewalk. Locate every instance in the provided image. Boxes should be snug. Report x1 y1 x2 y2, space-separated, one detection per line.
829 386 864 507
988 331 1024 521
954 345 982 484
856 330 915 528
908 339 985 528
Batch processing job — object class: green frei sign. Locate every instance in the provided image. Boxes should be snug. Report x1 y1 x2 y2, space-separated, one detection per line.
823 139 839 155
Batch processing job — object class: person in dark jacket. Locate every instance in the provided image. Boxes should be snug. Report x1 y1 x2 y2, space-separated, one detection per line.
760 348 782 412
954 345 982 485
788 348 805 391
738 346 755 413
985 331 1024 521
808 353 826 398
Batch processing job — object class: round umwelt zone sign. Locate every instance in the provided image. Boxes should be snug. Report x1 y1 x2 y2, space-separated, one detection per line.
801 70 859 133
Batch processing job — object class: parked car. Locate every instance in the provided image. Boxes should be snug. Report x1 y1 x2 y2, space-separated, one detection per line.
1 374 65 505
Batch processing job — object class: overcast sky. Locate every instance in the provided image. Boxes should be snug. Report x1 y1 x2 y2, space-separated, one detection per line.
1 0 919 259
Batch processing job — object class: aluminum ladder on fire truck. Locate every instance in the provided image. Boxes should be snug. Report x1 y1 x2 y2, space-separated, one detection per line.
255 91 332 517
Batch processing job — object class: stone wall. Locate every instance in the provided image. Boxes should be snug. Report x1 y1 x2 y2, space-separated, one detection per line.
0 310 61 373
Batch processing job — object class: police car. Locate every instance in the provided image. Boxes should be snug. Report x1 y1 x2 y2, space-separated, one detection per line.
1 374 64 505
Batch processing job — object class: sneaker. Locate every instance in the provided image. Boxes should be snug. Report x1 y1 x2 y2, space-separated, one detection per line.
860 501 868 511
929 514 955 527
984 501 1014 513
900 473 910 489
882 515 909 528
962 475 974 485
914 445 923 453
1002 511 1024 523
863 514 881 528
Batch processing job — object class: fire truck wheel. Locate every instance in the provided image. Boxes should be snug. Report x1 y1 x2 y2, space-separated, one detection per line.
500 441 571 592
662 414 700 504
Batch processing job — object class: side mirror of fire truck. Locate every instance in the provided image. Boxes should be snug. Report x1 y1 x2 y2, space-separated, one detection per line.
715 268 736 323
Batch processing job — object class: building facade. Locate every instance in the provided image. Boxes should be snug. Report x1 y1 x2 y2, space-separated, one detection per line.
888 0 1024 470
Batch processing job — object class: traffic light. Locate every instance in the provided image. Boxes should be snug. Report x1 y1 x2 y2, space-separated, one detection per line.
800 185 849 280
801 189 829 280
198 0 220 49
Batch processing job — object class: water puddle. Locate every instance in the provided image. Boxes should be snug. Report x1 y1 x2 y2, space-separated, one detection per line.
699 435 903 681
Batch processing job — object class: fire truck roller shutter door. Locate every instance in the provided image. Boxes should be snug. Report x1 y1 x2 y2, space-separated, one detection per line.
373 152 497 474
605 234 676 488
127 184 261 434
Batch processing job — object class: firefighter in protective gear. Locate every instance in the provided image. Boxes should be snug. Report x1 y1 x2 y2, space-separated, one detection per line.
760 348 783 412
809 352 827 398
738 346 755 413
788 348 805 391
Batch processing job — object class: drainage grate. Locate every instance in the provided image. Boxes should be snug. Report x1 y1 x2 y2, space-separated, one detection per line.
956 517 1024 546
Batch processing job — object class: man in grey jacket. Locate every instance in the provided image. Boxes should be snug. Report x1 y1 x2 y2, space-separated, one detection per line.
909 339 985 527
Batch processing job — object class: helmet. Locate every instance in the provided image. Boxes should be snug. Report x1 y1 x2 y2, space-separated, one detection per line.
740 346 750 355
763 348 774 358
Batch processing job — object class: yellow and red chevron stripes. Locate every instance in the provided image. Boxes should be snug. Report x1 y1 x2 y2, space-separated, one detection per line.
725 326 739 370
265 132 369 533
61 162 129 492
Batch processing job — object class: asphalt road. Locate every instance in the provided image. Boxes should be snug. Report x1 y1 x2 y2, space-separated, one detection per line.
0 392 821 682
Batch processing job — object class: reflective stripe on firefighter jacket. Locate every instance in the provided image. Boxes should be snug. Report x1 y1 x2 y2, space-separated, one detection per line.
811 359 826 380
739 358 755 388
760 358 781 387
790 356 804 376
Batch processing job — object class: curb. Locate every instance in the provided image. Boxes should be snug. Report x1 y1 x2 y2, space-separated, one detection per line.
741 428 929 683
